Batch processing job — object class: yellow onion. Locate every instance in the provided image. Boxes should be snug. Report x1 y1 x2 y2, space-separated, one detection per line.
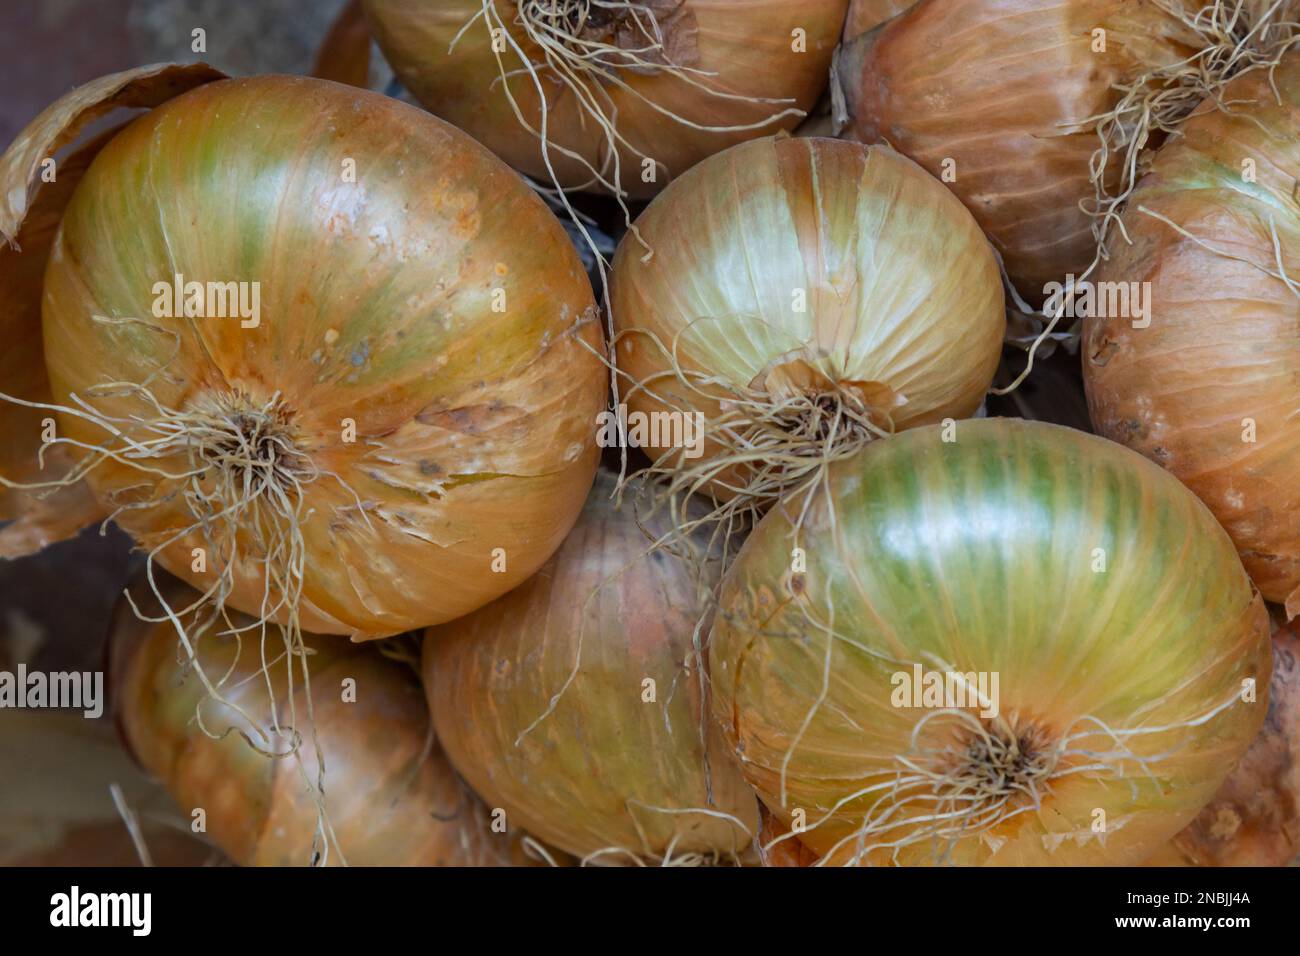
609 135 1003 521
835 0 1300 299
361 0 849 199
1143 616 1300 866
111 571 537 866
710 418 1270 866
422 468 760 864
0 67 605 639
1084 56 1300 613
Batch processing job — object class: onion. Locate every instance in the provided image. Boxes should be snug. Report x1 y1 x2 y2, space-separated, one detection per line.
758 808 821 867
0 67 605 640
1084 56 1300 614
422 468 760 865
1143 617 1300 866
361 0 850 200
609 135 1003 529
111 571 537 866
710 418 1270 866
834 0 1300 299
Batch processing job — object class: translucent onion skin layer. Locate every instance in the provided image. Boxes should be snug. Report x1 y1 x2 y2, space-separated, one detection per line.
1144 621 1299 866
112 575 524 867
1084 61 1300 614
362 0 849 198
610 136 1004 474
423 470 761 864
838 0 1197 295
710 418 1270 866
42 75 605 637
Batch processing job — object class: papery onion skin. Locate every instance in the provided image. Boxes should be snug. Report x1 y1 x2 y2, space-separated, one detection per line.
758 808 821 867
38 74 605 637
710 418 1270 866
0 64 225 555
1084 59 1300 614
836 0 1201 296
1143 619 1300 867
111 574 528 867
361 0 849 198
0 131 111 554
843 0 913 38
610 135 1004 484
423 469 760 864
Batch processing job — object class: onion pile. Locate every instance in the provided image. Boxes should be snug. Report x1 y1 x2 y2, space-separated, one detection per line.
834 0 1300 299
361 0 849 200
0 66 605 642
609 134 1004 534
710 418 1270 866
1085 55 1300 615
1143 617 1299 866
423 469 760 865
111 572 534 866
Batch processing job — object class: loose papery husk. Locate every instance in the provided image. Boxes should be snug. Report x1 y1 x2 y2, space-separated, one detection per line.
608 135 1004 555
710 419 1271 866
422 468 762 866
0 63 226 557
110 569 547 867
1084 52 1300 615
1143 614 1300 866
835 0 1300 304
361 0 849 201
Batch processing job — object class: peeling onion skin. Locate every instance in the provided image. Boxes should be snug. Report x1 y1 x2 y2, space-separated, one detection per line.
610 136 1004 486
361 0 849 198
111 574 531 867
1084 60 1300 614
40 75 605 638
1144 619 1300 866
710 419 1271 866
837 0 1202 297
423 469 761 864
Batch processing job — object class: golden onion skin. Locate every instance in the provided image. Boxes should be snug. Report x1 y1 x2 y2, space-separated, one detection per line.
610 136 1004 479
40 75 605 637
1143 620 1300 867
1084 60 1300 614
0 131 111 554
423 469 761 863
362 0 849 198
710 418 1270 866
843 0 913 38
111 575 525 867
838 0 1200 296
